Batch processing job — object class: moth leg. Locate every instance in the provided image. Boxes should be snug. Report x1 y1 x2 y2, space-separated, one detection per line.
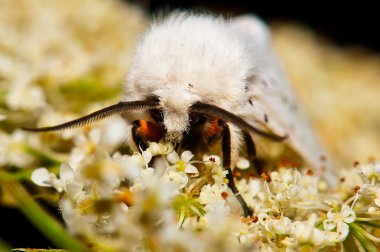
221 121 253 217
131 120 164 151
242 131 264 175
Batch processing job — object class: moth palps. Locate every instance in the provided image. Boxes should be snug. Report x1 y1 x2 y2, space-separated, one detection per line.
22 13 336 217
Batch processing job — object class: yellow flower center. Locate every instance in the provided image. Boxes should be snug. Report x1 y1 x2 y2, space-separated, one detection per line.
333 213 345 223
176 160 186 172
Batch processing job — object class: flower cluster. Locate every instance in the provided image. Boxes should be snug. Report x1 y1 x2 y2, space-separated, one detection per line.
30 132 380 251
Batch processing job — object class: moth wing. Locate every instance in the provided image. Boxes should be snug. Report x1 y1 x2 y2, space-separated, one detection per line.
230 16 337 185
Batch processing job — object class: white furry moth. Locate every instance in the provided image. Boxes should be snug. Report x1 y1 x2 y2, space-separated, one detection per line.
22 13 337 216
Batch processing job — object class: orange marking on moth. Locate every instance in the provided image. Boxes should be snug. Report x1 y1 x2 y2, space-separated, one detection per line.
204 118 222 139
137 120 163 142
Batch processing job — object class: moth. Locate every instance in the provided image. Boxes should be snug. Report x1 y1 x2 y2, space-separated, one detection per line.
22 13 336 216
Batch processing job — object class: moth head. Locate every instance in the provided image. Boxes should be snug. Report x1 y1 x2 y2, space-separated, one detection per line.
154 88 200 142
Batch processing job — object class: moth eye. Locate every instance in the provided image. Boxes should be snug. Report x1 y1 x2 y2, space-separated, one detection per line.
189 112 207 125
150 108 164 124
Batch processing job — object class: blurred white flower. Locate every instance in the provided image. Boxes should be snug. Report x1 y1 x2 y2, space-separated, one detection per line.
267 215 292 235
0 130 35 167
236 157 250 169
147 141 174 155
204 200 230 224
59 163 85 201
360 162 380 182
6 84 47 111
31 167 63 192
374 188 380 207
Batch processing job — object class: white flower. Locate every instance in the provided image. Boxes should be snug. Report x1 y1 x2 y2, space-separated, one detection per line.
358 183 377 195
368 207 380 215
204 200 230 224
323 205 356 242
59 163 85 201
0 130 35 167
267 215 292 235
31 167 63 192
113 153 144 181
199 184 228 204
147 142 174 155
360 163 380 182
237 179 261 201
203 154 227 184
291 214 325 246
6 84 47 111
141 149 153 166
374 188 380 207
258 212 271 230
236 157 250 169
267 169 300 204
99 117 129 152
163 170 189 189
130 168 156 192
203 155 221 166
167 150 199 176
0 114 6 121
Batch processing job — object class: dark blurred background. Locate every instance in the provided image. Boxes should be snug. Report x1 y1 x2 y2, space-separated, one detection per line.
1 0 378 250
133 0 380 52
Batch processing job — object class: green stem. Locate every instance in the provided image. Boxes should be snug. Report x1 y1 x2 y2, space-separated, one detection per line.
0 238 11 252
0 170 32 181
349 223 377 252
356 221 380 229
3 181 87 252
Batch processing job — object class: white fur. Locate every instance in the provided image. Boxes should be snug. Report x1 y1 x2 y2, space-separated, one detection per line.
125 13 253 145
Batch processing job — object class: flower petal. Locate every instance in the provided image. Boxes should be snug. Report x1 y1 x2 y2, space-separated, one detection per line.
31 168 52 187
180 150 194 162
326 208 334 220
142 150 152 164
163 171 188 189
60 163 74 185
323 219 336 231
336 222 349 242
342 205 356 223
167 151 179 164
185 164 199 176
65 182 84 201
